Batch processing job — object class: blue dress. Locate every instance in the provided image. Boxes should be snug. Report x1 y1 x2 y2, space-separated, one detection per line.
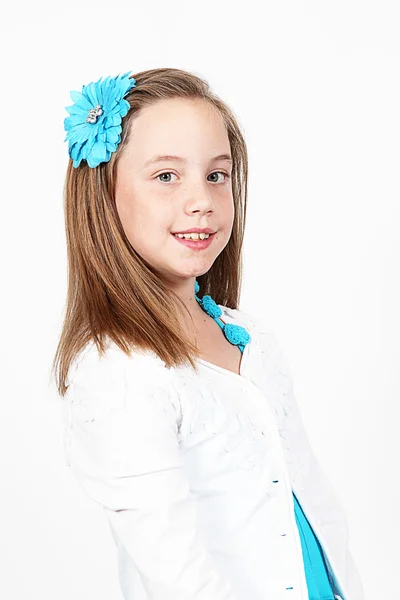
293 491 336 600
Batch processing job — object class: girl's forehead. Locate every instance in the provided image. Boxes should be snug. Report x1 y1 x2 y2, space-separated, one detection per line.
124 100 229 164
131 97 224 134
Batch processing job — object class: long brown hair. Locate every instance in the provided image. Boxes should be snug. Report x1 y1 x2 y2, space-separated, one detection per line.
51 67 249 397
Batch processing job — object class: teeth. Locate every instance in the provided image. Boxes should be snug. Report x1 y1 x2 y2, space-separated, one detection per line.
174 232 211 240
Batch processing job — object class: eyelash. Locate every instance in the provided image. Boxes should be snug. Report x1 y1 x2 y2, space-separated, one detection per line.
155 171 230 185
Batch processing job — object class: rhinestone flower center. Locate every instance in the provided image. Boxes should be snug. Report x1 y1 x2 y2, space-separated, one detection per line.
86 104 103 124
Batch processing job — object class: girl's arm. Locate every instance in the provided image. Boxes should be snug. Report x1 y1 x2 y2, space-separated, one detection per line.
64 346 240 600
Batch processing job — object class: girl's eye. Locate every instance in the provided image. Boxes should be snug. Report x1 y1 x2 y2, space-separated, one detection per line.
208 171 229 184
156 171 230 184
157 172 177 183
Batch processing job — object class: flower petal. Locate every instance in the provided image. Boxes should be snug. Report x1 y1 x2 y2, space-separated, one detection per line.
119 98 130 117
68 124 92 145
105 128 120 144
104 112 122 128
70 142 82 161
82 81 100 107
65 103 88 117
106 141 117 152
70 90 92 111
64 114 86 130
88 140 107 167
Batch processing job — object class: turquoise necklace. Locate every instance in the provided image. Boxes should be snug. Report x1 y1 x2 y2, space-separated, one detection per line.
194 279 251 354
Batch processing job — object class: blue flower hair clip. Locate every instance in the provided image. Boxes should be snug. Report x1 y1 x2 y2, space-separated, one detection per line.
64 71 136 168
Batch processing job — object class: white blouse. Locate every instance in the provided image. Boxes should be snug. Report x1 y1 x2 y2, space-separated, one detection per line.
62 305 364 600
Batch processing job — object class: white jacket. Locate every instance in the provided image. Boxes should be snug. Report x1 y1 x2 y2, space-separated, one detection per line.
62 305 364 600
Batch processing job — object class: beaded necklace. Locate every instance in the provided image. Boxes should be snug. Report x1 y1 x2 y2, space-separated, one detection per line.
194 279 251 354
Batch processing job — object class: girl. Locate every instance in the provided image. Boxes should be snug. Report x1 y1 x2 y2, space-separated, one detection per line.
53 68 364 600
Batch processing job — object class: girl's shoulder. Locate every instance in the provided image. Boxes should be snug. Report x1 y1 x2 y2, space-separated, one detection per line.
219 304 280 346
64 337 181 425
65 336 169 391
219 304 274 333
219 304 292 376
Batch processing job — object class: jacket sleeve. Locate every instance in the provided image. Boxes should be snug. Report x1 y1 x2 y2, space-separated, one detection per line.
64 343 240 600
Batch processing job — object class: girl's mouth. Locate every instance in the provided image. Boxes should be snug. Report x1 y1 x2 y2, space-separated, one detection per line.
171 232 216 250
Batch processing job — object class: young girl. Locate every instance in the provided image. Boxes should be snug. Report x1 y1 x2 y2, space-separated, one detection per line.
54 68 364 600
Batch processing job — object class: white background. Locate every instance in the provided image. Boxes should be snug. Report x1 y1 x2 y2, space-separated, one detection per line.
0 1 398 598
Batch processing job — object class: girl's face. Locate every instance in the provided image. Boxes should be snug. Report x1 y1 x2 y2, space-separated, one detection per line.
115 97 234 287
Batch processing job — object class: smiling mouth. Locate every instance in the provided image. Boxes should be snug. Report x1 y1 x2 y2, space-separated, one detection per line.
171 232 216 247
171 232 216 239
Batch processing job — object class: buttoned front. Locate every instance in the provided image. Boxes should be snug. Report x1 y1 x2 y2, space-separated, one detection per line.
62 305 364 600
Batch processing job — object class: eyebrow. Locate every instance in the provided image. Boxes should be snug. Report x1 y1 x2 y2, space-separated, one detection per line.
143 153 233 168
